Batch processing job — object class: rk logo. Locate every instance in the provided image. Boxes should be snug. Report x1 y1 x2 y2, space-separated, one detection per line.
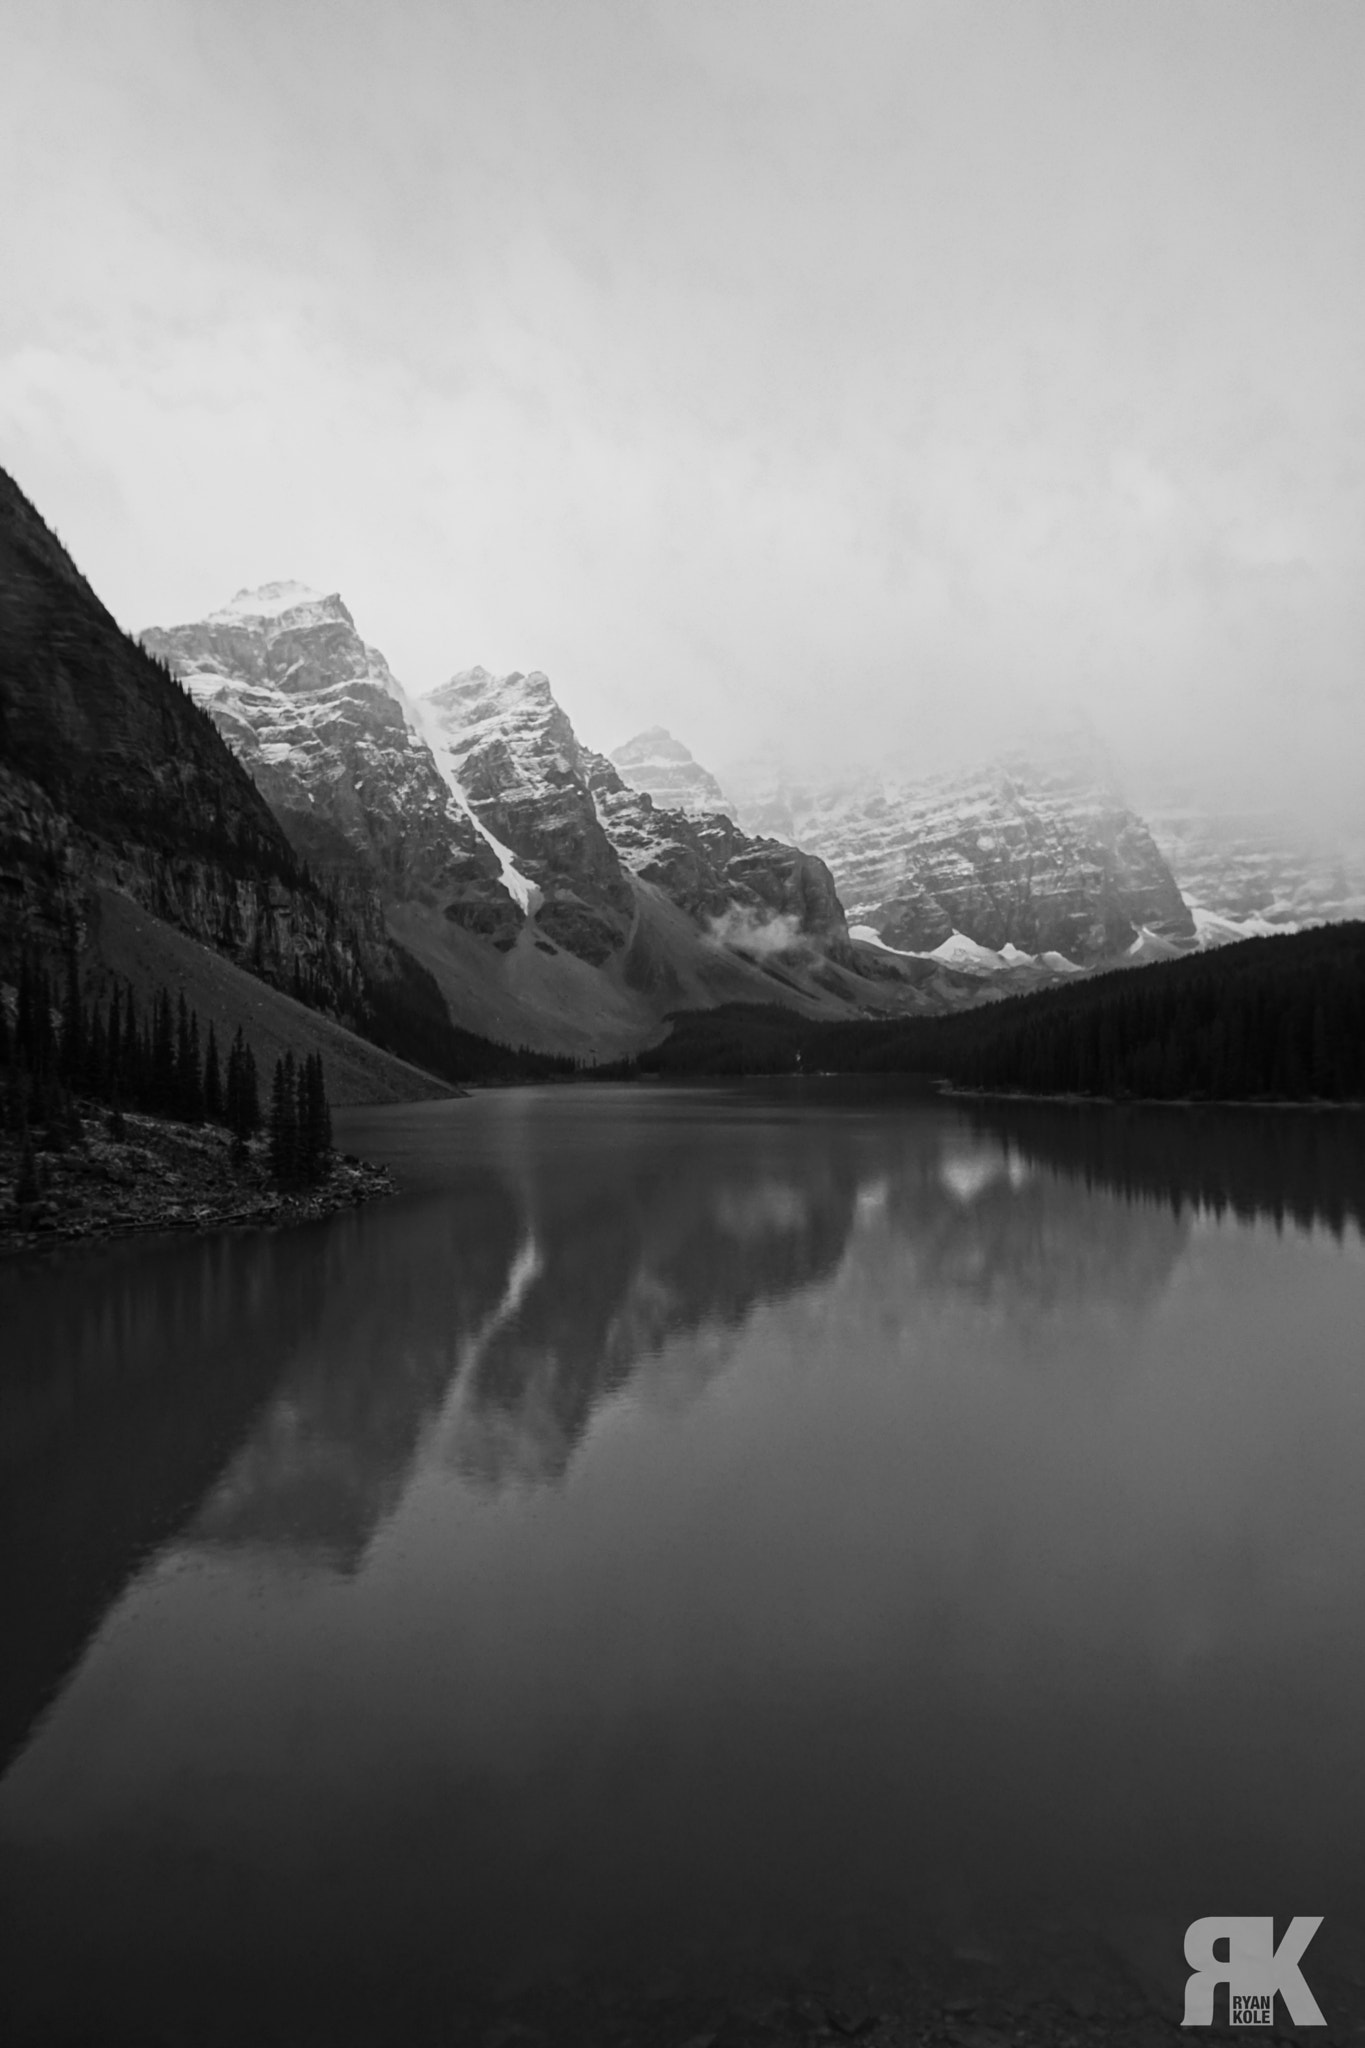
1182 1918 1326 2027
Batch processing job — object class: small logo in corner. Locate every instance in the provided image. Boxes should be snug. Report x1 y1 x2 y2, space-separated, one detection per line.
1183 1917 1326 2028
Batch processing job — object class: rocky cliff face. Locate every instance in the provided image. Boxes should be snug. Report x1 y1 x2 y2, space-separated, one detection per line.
1146 806 1365 936
145 594 860 998
418 667 637 965
728 739 1194 964
586 757 853 965
0 471 373 1015
610 727 733 818
141 588 521 948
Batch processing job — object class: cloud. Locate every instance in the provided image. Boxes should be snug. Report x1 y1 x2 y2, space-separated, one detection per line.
707 906 807 959
3 1 1364 828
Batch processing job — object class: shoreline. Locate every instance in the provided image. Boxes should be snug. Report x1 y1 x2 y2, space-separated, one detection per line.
939 1084 1365 1111
1 1104 395 1260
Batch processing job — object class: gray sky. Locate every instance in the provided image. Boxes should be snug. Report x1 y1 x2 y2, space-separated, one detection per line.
3 1 1364 821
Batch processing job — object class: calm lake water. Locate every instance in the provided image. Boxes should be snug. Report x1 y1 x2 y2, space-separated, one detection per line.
2 1085 1364 2045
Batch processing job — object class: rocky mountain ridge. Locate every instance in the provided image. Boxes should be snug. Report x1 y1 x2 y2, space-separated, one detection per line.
609 726 733 818
143 590 903 1056
719 741 1195 966
0 469 564 1090
142 586 520 945
0 474 365 1013
1146 804 1365 937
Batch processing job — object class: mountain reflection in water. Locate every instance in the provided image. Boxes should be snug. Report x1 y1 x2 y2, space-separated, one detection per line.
2 1086 1364 2045
186 1092 1219 1560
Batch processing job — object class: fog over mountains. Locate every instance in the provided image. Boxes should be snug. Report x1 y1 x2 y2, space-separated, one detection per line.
139 567 1365 1040
612 725 1365 965
10 421 1357 1092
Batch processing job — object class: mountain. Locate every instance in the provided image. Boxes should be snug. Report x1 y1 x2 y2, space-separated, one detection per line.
726 735 1195 966
141 585 521 946
0 481 329 974
0 474 366 1007
0 469 559 1093
610 726 733 818
1146 805 1365 939
145 590 923 1056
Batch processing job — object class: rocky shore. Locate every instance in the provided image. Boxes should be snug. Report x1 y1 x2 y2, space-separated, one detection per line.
1 1104 394 1257
453 1915 1365 2048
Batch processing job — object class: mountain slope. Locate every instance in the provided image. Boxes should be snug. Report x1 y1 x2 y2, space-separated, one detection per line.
145 591 925 1054
0 473 335 981
727 736 1194 965
0 467 533 1092
91 888 456 1105
142 587 520 945
1147 805 1365 934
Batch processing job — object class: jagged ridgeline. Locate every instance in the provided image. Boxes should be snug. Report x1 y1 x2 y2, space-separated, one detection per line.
0 466 569 1084
137 580 925 1064
622 924 1365 1102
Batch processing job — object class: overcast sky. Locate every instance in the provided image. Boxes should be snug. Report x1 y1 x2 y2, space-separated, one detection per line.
3 0 1363 820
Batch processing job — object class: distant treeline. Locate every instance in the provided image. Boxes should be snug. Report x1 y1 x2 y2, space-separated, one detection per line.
962 1098 1365 1239
599 925 1365 1102
2 951 333 1185
357 943 581 1085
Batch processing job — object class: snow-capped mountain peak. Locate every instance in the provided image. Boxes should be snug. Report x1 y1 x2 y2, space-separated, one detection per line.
209 581 343 625
423 668 578 799
141 588 524 944
611 726 734 819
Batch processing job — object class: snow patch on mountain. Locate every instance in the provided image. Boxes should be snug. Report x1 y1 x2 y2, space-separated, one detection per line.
1122 926 1187 964
404 685 540 915
849 924 916 955
210 581 326 620
1188 903 1297 945
422 668 572 802
850 923 1085 977
930 931 1017 971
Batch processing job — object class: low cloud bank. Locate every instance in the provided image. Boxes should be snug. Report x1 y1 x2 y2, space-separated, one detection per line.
707 905 806 957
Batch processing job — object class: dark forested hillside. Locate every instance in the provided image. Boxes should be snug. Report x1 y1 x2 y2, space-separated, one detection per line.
618 924 1365 1102
0 468 304 890
0 466 568 1087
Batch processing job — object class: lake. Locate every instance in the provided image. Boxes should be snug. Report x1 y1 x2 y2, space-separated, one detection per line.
2 1084 1364 2047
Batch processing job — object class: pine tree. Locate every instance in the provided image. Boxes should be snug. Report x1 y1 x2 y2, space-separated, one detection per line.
203 1025 223 1122
293 1053 332 1181
269 1053 298 1183
175 993 195 1118
17 953 56 1082
59 952 86 1088
186 1009 204 1123
151 990 176 1112
242 1041 261 1134
315 1054 332 1155
225 1027 261 1157
14 1135 39 1214
120 987 140 1103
